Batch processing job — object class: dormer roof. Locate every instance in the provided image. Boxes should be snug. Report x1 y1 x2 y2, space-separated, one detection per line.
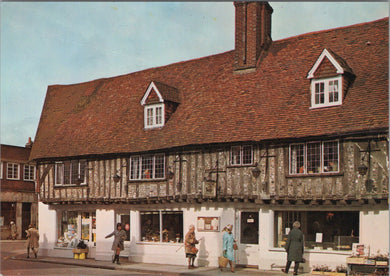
141 81 180 106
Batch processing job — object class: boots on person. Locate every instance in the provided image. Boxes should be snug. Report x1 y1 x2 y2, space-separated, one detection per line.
112 255 117 263
116 255 120 265
27 248 30 258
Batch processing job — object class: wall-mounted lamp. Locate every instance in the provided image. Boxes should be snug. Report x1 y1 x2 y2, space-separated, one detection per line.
251 162 261 178
112 162 127 183
357 163 368 176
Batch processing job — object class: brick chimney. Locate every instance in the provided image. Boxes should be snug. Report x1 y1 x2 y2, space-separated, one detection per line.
234 1 273 72
25 137 33 149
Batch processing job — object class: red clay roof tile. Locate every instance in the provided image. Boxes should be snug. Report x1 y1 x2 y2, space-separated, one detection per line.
30 18 389 160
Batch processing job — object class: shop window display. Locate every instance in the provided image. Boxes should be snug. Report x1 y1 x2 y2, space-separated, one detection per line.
140 211 183 243
274 211 359 251
57 211 96 248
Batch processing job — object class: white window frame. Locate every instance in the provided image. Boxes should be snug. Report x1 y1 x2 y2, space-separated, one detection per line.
0 162 3 179
129 154 165 180
311 76 342 108
144 103 165 129
230 145 253 166
55 160 87 186
7 163 20 180
289 140 339 175
24 164 36 181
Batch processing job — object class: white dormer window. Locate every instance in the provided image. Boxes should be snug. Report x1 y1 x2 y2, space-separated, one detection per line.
311 76 342 108
144 103 164 129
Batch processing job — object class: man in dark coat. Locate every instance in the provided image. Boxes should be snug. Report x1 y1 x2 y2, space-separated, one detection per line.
282 221 304 275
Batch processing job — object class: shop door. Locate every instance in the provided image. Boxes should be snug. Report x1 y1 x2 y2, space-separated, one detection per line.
117 213 131 257
235 211 259 268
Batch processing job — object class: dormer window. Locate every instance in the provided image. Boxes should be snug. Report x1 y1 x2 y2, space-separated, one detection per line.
311 76 342 108
145 103 164 129
307 49 354 109
141 81 180 129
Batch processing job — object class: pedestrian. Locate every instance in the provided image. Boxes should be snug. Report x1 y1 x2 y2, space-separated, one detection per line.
282 221 304 275
105 222 127 264
10 221 17 240
184 224 199 269
222 224 236 273
26 224 39 258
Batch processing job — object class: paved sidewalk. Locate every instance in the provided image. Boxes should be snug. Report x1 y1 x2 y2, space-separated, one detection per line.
11 253 313 276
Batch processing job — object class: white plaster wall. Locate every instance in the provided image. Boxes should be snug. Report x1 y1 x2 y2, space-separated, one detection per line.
95 208 115 261
38 202 57 256
360 209 389 255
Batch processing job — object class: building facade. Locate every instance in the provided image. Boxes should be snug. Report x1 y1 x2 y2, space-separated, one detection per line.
30 2 389 271
1 139 38 240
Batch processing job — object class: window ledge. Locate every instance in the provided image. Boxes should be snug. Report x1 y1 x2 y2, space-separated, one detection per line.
286 172 344 178
226 164 255 169
54 184 88 188
136 241 183 246
269 247 351 255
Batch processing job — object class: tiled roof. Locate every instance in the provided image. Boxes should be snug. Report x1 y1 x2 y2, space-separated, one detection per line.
30 18 389 160
1 145 31 163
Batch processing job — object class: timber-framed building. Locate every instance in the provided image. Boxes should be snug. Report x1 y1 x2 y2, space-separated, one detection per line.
30 2 389 271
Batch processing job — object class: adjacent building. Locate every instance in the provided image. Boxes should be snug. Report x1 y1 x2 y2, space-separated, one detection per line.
1 138 38 240
30 2 388 271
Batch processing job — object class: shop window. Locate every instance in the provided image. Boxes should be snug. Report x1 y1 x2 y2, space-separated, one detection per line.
57 211 96 247
274 211 359 251
140 211 183 243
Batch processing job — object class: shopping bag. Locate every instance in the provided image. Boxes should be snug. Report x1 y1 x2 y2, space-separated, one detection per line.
191 246 198 254
218 256 229 268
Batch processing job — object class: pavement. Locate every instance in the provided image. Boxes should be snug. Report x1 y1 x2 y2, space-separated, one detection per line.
5 241 312 276
10 254 314 276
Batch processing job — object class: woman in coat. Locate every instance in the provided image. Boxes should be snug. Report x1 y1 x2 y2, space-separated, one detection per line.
26 224 39 258
105 222 127 264
223 224 236 273
184 224 199 269
282 221 304 275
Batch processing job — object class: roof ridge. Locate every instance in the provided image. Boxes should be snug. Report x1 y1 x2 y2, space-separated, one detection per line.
274 17 389 43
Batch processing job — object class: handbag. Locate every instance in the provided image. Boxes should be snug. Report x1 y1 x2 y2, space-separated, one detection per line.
191 246 198 254
218 256 229 268
233 243 238 250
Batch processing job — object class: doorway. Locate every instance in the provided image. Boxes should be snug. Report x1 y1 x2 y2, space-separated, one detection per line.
22 203 31 239
235 210 259 268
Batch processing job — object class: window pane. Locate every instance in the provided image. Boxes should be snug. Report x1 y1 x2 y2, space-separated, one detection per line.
7 163 18 179
81 212 90 241
315 82 325 104
140 211 160 242
290 144 305 174
130 157 140 180
329 80 339 103
156 107 162 125
323 141 339 172
57 211 78 248
79 161 86 183
231 146 241 165
24 165 35 181
56 163 64 184
242 146 253 165
154 155 165 179
162 211 183 243
63 161 71 184
147 108 154 126
307 143 321 173
71 160 79 184
142 156 153 179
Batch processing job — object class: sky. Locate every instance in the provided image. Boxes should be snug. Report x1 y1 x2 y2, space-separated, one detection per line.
1 1 388 147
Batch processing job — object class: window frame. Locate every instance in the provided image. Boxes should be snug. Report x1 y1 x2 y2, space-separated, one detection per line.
54 160 87 186
24 164 36 181
7 163 20 180
129 154 165 180
0 162 3 179
289 140 339 175
311 76 342 108
230 145 253 166
144 103 165 129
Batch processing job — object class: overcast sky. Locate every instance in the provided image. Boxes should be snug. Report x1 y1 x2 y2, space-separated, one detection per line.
1 1 388 147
